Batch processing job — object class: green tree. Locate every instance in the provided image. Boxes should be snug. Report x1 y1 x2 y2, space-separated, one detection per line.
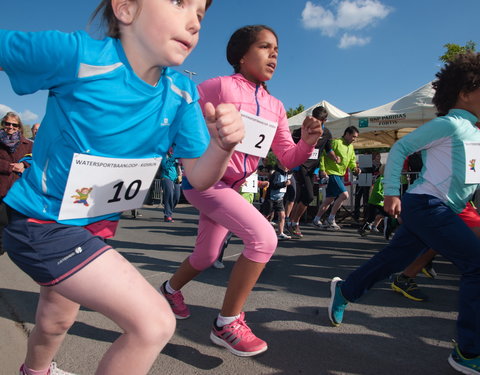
440 41 476 63
286 104 305 118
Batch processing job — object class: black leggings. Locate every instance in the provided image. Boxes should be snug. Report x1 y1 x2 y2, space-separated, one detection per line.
295 167 315 206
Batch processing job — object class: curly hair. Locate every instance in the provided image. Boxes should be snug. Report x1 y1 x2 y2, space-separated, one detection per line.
432 51 480 116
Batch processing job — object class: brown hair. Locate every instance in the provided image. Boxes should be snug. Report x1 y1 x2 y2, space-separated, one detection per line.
91 0 213 39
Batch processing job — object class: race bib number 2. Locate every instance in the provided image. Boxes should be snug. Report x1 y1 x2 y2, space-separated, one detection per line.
58 154 161 220
234 110 278 158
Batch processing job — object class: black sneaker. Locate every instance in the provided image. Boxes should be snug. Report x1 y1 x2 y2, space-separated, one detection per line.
358 222 371 237
391 275 428 301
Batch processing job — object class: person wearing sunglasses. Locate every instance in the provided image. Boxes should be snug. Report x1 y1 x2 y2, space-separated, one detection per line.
0 111 33 254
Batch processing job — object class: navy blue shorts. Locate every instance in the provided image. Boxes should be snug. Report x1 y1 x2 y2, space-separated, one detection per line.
4 210 112 286
326 175 347 198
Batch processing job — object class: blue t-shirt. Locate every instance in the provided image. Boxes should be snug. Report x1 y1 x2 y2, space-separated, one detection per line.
0 30 210 225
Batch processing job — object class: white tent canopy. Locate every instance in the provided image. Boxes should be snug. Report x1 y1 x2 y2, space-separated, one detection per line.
287 100 349 130
327 82 436 149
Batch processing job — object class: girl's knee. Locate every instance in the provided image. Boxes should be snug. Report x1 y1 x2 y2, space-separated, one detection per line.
35 314 76 337
243 227 277 262
134 308 176 346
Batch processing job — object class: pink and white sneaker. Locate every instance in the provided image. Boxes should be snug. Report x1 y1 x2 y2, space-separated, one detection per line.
160 281 190 319
20 362 77 375
210 312 268 357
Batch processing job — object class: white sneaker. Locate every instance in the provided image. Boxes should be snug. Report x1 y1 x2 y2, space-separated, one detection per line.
326 218 341 230
370 227 380 233
213 260 225 269
20 362 77 375
312 218 324 228
278 233 291 240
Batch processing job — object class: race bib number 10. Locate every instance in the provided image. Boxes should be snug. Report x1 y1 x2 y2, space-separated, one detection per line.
235 110 278 158
58 154 161 220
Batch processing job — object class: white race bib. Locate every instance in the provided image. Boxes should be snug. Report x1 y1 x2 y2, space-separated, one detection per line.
464 142 480 183
58 154 161 220
309 148 320 160
235 110 278 158
241 173 259 193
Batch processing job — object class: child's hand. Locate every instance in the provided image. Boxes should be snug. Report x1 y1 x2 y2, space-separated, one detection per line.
300 116 323 146
384 196 401 218
204 102 244 152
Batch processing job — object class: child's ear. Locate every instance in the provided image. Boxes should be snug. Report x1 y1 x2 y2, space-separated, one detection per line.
111 0 138 25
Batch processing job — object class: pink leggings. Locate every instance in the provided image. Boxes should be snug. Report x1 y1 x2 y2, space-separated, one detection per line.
183 180 278 270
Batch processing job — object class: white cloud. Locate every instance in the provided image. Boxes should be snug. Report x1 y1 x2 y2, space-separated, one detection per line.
0 105 39 124
302 2 337 37
339 33 371 48
19 110 39 124
301 0 392 48
0 104 13 118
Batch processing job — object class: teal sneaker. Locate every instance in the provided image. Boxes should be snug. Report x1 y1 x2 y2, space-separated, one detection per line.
328 277 348 326
448 343 480 374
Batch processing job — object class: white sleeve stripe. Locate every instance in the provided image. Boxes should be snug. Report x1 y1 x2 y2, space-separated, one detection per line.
78 62 124 78
166 76 193 104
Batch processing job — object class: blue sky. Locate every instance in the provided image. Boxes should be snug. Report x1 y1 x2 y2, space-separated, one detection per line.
0 0 477 125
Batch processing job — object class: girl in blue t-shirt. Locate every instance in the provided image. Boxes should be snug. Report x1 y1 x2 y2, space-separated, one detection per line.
0 1 245 374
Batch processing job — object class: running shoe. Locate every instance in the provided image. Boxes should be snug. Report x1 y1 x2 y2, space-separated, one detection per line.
328 277 348 326
370 226 380 233
358 222 370 237
210 312 268 357
291 227 304 239
391 275 428 302
286 225 303 239
421 261 437 279
358 227 368 237
213 260 225 269
312 218 324 228
277 232 291 240
326 218 341 230
164 216 174 222
448 343 480 374
160 281 191 319
20 362 77 375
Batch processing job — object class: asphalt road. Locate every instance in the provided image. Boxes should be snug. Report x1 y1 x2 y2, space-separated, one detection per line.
0 204 461 375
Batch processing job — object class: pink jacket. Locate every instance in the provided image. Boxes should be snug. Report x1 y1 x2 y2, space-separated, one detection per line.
198 74 314 188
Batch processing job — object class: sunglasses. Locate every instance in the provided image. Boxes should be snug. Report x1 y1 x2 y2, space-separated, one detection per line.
2 121 20 128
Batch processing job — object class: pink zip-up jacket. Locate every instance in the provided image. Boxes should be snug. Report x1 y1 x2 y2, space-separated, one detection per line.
198 74 314 189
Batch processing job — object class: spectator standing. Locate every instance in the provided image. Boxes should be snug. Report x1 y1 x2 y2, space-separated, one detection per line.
0 112 33 255
160 148 182 222
30 123 40 141
0 112 33 198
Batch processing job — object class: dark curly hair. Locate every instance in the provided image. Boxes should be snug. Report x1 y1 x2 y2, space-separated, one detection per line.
432 51 480 116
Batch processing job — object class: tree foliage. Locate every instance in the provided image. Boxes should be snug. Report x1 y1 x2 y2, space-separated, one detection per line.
440 41 476 63
286 104 305 118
